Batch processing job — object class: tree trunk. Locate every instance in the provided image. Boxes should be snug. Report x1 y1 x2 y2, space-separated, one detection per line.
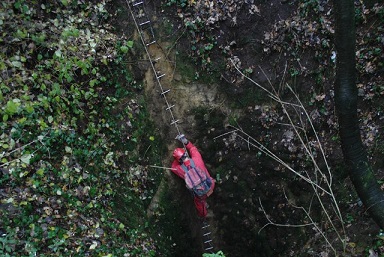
334 0 384 228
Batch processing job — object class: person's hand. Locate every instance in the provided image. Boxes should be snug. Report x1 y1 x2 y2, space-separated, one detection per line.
175 134 188 145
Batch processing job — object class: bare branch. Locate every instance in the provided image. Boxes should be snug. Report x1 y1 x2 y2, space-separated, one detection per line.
224 58 347 253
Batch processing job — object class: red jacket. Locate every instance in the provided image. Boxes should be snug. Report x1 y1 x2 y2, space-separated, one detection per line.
171 142 215 196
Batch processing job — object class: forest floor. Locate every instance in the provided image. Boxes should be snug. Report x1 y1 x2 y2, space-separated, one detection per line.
130 0 384 256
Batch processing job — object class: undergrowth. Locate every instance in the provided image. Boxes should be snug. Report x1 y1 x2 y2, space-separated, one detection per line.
0 0 162 256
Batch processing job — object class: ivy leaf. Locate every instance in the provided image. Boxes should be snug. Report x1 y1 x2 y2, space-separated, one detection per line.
127 41 134 48
5 99 21 115
36 169 45 176
61 0 69 6
120 45 129 53
11 61 22 68
65 146 72 153
89 241 98 250
20 153 33 164
54 49 62 58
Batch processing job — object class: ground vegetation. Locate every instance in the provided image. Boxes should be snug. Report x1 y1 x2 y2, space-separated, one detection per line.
1 0 384 256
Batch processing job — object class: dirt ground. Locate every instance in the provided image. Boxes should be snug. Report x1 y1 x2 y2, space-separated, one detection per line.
117 0 384 256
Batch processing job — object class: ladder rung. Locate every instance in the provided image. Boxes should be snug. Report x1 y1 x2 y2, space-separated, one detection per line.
204 240 213 244
157 74 166 79
139 20 150 26
166 105 175 110
170 120 179 125
146 40 156 46
202 225 210 229
161 89 170 95
205 247 214 250
132 1 143 6
203 232 211 236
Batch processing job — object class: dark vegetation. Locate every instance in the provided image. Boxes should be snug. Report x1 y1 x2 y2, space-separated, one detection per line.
154 0 384 256
1 0 383 256
0 0 162 256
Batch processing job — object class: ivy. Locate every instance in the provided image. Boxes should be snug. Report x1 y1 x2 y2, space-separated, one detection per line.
0 0 158 256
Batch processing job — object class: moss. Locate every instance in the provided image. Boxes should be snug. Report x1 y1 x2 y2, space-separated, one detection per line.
175 51 198 82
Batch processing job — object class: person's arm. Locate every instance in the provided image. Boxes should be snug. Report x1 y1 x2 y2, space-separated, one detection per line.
185 141 202 160
186 142 210 172
171 160 185 179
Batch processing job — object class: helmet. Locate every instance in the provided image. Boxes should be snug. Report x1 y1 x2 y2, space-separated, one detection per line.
173 148 186 161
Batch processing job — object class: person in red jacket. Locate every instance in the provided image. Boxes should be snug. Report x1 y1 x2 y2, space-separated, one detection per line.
171 134 215 218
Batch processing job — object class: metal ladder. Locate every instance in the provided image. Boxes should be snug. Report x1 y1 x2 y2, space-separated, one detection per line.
125 0 182 134
126 1 215 253
202 220 214 253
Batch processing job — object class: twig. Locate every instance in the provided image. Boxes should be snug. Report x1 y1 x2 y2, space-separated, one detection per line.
166 27 187 59
143 145 151 158
149 165 176 171
258 197 313 232
225 57 347 252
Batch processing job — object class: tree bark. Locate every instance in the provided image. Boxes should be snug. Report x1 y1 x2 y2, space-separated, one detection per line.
334 0 384 228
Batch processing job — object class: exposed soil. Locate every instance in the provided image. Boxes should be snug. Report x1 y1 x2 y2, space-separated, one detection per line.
116 0 384 256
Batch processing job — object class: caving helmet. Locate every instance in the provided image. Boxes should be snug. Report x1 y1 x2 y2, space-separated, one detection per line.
173 148 186 161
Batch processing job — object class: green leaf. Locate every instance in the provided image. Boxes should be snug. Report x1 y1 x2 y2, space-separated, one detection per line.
120 45 129 53
5 99 20 115
32 33 46 44
65 146 72 153
127 41 134 48
14 1 21 9
20 153 32 164
36 168 45 176
15 29 27 38
89 79 98 87
89 241 98 250
54 49 62 58
11 61 22 68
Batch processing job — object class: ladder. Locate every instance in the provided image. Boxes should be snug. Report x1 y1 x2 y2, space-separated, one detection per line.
126 1 216 254
125 0 181 135
202 220 214 253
